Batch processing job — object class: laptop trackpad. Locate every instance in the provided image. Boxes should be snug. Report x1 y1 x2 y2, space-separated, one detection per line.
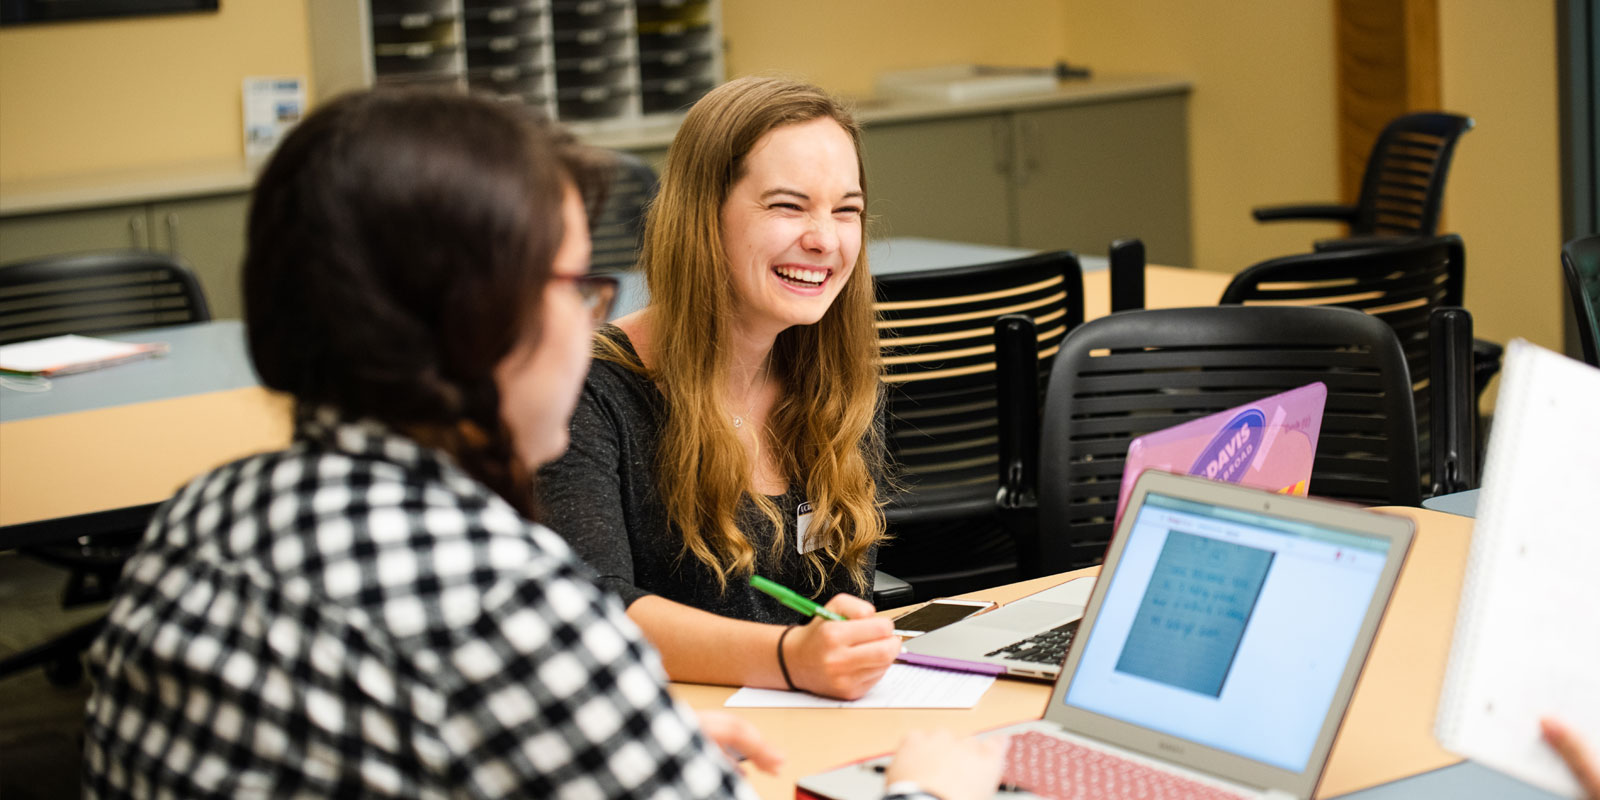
975 601 1083 632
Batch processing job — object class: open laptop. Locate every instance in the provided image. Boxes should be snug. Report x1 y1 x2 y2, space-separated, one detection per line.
899 383 1327 681
805 471 1413 800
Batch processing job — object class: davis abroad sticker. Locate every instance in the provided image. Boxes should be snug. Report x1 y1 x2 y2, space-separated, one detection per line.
1190 409 1266 484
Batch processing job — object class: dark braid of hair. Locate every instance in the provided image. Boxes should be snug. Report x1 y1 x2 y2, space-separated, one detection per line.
244 89 608 519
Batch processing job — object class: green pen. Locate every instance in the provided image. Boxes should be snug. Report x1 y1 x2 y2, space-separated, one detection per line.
749 575 848 622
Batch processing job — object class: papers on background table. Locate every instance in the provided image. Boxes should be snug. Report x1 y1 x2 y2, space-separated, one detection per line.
725 663 995 709
1435 339 1600 799
0 335 168 377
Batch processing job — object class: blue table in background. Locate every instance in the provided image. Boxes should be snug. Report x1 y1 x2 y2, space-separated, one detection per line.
1330 760 1562 799
610 236 1110 321
1422 488 1480 518
0 321 257 423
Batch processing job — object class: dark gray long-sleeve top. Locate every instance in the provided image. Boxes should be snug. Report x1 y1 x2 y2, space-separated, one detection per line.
537 328 876 625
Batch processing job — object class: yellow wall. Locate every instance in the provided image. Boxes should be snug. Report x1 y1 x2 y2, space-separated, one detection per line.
1059 0 1343 274
1438 0 1564 359
0 0 311 183
720 0 1065 98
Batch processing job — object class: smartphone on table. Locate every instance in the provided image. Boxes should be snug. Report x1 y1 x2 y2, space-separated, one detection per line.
891 598 997 637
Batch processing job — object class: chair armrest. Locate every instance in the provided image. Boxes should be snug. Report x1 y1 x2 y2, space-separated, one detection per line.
994 314 1044 577
1252 203 1359 224
871 570 916 610
1429 307 1479 496
1109 238 1145 312
994 315 1040 507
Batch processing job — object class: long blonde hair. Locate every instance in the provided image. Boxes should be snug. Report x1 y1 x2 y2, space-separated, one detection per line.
601 76 886 593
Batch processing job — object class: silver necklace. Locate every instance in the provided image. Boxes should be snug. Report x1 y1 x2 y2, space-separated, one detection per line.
731 362 767 429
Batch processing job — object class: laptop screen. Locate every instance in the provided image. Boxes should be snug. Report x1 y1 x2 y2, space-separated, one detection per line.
1060 491 1391 772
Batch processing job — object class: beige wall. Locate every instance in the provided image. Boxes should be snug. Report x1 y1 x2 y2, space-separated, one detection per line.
4 0 1059 181
0 0 311 183
720 0 1065 98
1438 0 1564 359
1059 0 1343 274
0 1 1568 362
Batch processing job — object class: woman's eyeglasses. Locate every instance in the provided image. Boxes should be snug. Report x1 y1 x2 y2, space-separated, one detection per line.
553 273 620 327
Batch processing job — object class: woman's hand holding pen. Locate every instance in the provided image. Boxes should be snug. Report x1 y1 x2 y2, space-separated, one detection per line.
785 593 900 700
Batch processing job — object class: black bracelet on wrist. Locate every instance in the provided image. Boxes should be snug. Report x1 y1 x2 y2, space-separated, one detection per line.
776 624 799 691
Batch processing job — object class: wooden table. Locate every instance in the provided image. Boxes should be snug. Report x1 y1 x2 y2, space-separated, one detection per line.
0 385 290 536
672 506 1473 800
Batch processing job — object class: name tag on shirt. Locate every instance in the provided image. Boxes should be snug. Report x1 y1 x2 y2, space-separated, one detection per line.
796 500 820 554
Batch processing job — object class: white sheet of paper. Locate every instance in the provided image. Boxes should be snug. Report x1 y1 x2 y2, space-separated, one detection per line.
0 334 164 375
724 663 995 709
1435 339 1600 799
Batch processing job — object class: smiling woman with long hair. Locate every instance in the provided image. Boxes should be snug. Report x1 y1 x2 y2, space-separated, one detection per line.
538 76 900 699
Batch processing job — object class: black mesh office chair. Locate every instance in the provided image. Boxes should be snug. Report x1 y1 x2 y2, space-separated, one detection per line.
1219 234 1461 491
0 250 210 345
1250 111 1498 400
0 250 211 685
873 251 1084 600
1563 234 1600 368
587 152 658 273
1020 305 1420 573
1252 112 1474 239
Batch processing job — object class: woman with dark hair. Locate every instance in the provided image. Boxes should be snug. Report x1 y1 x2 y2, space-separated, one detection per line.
80 88 1004 799
539 76 900 700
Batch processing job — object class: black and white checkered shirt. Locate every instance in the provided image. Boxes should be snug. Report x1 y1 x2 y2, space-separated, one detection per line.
83 409 755 799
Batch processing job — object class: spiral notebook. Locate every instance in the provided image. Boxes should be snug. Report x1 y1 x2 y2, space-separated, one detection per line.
1435 340 1600 798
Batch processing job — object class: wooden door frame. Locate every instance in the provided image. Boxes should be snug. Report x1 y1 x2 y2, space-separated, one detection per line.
1334 0 1441 204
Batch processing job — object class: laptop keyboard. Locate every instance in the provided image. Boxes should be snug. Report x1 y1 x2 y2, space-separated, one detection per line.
1005 730 1249 800
985 620 1080 666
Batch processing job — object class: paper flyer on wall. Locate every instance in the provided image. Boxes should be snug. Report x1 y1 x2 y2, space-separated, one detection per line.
243 76 306 164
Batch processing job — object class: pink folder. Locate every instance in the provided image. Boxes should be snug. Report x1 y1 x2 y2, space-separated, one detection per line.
1114 382 1328 525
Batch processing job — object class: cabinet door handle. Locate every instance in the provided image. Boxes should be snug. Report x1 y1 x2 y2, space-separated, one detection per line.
991 118 1013 178
164 212 179 254
128 214 147 249
1017 118 1041 186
